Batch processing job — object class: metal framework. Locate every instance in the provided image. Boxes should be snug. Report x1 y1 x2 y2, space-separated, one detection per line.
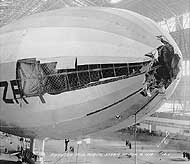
0 0 190 27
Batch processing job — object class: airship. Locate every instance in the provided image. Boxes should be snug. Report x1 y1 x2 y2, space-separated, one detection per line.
0 7 181 163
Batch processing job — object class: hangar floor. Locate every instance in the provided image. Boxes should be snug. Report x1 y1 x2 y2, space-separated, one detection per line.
1 129 190 164
43 140 189 164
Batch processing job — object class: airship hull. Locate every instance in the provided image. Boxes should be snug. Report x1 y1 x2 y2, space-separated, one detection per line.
0 7 182 139
0 73 155 139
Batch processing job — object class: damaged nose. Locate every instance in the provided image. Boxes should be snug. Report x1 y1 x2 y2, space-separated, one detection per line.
172 53 182 79
141 38 182 97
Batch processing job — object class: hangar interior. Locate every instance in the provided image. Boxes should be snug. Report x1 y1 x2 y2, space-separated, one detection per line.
0 0 190 164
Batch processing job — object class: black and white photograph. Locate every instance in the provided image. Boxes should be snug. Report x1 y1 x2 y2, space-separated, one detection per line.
0 0 190 163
